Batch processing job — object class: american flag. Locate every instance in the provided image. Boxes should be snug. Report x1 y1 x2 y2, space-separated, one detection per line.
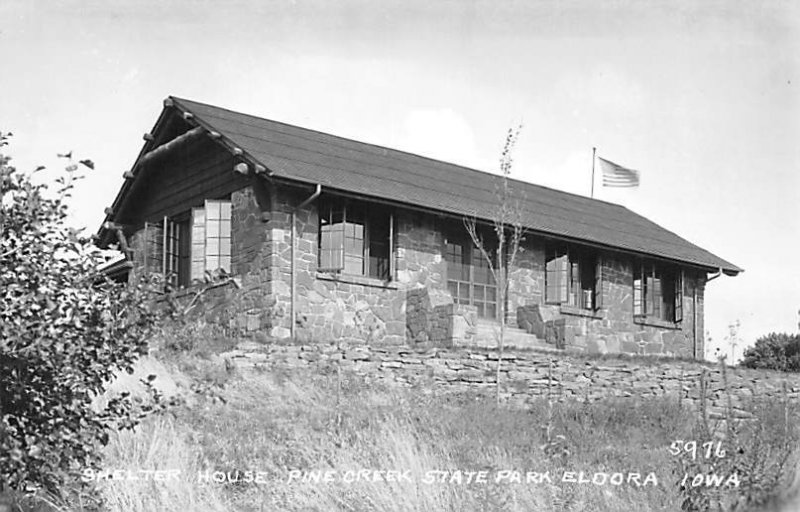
598 157 640 188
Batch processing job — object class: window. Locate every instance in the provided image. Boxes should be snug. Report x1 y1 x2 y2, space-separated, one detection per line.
191 200 232 280
162 217 189 287
633 261 683 322
545 245 601 310
445 233 497 319
152 199 232 287
318 198 391 280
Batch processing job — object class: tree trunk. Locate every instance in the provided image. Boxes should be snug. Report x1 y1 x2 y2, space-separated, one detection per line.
495 255 505 405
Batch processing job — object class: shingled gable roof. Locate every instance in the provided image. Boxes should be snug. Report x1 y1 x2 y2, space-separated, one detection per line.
104 96 742 275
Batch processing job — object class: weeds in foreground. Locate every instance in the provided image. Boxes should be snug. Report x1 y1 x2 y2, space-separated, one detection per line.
154 319 237 358
673 359 800 512
25 356 799 512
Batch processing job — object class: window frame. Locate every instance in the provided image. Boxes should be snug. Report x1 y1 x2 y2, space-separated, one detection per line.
444 230 498 320
201 199 232 277
633 260 683 324
161 214 190 288
156 199 232 288
545 244 602 311
317 198 392 281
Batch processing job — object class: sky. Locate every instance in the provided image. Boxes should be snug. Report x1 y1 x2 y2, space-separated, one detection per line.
1 0 798 360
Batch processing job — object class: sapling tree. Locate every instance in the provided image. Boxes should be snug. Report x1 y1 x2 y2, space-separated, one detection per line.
463 126 525 404
0 132 160 498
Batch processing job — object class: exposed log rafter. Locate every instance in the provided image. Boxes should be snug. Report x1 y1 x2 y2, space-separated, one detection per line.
134 126 205 170
102 101 274 246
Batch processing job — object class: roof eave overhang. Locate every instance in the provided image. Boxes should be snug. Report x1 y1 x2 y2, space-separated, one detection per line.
95 101 173 247
268 175 743 276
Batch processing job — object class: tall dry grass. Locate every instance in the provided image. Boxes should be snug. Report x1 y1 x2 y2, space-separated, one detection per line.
96 419 229 512
87 365 692 512
32 345 799 512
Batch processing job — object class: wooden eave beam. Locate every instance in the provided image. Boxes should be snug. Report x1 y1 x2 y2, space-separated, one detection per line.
135 126 205 169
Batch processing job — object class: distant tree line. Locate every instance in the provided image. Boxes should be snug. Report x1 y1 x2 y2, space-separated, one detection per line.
741 333 800 373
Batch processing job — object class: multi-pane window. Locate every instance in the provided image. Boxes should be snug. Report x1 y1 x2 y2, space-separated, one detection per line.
318 199 391 280
319 206 346 272
633 261 683 322
368 212 390 280
191 200 232 279
545 245 601 310
445 234 497 319
162 217 189 287
148 199 232 287
445 241 470 305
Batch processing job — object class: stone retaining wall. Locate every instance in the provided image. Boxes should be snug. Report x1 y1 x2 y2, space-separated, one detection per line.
226 344 800 419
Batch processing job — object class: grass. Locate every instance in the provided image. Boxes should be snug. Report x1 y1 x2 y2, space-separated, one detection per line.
91 419 229 512
92 367 800 511
13 330 800 512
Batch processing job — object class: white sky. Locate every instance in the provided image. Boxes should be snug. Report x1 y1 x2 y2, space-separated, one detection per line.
1 0 798 360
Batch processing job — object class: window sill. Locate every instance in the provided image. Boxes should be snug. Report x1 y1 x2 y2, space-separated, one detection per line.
315 272 399 289
560 304 604 319
634 315 682 330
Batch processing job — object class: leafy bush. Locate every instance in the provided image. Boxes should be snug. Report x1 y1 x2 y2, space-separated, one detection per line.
0 132 159 496
740 332 800 372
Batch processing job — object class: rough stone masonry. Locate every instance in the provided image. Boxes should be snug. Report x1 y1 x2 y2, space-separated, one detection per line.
224 343 800 420
129 181 709 357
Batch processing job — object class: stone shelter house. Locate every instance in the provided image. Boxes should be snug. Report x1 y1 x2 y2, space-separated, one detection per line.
96 97 741 358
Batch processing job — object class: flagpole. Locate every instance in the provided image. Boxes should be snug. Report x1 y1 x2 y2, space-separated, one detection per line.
591 147 596 198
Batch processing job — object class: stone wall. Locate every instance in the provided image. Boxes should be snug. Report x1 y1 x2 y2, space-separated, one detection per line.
405 287 455 346
394 212 446 290
579 257 703 358
227 343 800 419
126 181 715 358
228 185 279 333
506 237 546 326
262 185 407 345
511 248 706 358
